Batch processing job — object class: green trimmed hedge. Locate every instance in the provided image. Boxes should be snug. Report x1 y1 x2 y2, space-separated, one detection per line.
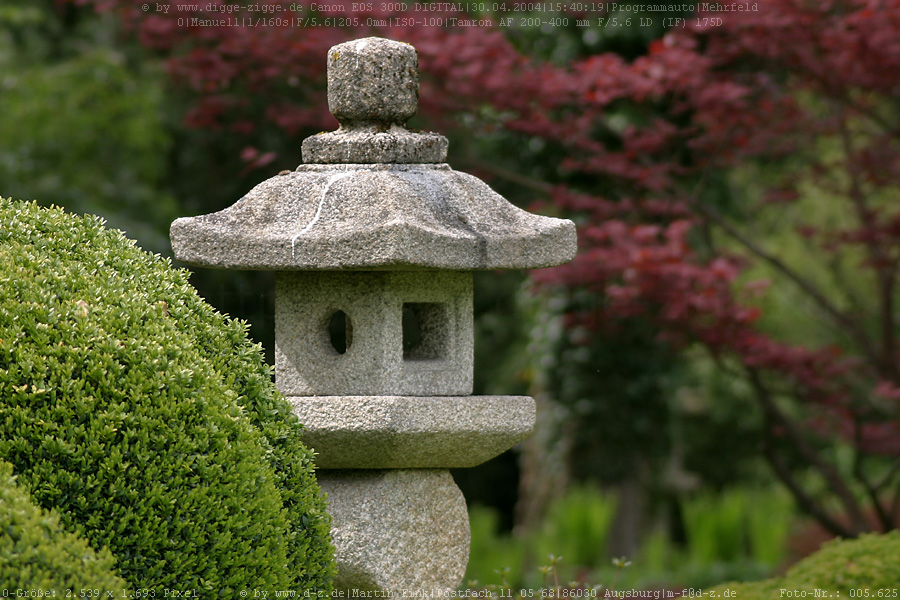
0 199 334 593
0 460 128 590
709 531 900 596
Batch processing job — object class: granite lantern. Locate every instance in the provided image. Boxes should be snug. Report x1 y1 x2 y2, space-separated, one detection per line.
170 37 576 593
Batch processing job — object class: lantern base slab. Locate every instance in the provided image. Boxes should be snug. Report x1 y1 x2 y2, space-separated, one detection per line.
288 395 535 468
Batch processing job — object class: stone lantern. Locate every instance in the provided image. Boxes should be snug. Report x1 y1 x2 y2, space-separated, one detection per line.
170 37 576 594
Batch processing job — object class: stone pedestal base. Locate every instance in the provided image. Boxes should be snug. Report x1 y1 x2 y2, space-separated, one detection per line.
317 469 470 593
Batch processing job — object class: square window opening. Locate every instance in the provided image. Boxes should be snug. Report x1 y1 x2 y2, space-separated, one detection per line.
402 302 449 361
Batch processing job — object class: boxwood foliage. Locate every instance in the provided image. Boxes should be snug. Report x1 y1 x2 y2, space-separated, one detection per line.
781 530 900 590
709 530 900 596
0 460 128 591
0 199 334 594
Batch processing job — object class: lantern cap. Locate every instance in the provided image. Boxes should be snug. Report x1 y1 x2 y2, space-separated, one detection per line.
303 37 447 164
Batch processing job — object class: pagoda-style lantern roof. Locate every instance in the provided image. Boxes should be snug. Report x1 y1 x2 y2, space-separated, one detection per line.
170 37 576 271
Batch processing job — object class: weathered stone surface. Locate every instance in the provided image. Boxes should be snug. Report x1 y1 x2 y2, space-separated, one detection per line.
303 38 449 164
327 37 418 127
288 395 535 468
302 128 448 164
170 37 576 270
276 270 473 396
169 164 576 270
319 469 469 593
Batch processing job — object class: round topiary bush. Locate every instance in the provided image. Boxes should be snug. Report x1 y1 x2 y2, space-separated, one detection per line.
0 198 334 593
708 530 900 597
0 460 128 591
782 530 900 590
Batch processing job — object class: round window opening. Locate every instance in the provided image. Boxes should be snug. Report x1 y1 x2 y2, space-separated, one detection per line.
328 310 352 355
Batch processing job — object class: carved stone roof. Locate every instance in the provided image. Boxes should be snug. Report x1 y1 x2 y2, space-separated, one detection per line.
170 37 576 270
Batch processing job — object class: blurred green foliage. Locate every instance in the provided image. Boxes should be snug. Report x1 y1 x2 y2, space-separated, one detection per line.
0 1 178 253
466 483 796 590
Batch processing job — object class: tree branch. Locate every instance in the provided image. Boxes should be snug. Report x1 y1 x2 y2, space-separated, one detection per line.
892 479 900 527
837 116 899 380
454 159 554 195
852 419 894 532
695 200 881 369
811 235 874 327
747 367 869 535
759 405 855 538
875 460 900 493
842 95 900 139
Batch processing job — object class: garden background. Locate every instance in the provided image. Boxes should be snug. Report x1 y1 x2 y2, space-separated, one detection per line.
2 0 899 590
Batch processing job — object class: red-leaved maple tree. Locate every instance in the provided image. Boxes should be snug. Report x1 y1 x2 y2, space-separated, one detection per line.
76 0 900 536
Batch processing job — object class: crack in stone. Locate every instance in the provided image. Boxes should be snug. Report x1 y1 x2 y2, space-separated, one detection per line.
291 170 365 258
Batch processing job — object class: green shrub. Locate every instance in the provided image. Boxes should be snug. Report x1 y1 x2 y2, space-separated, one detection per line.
0 199 333 593
783 531 900 590
709 531 900 597
0 460 128 591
